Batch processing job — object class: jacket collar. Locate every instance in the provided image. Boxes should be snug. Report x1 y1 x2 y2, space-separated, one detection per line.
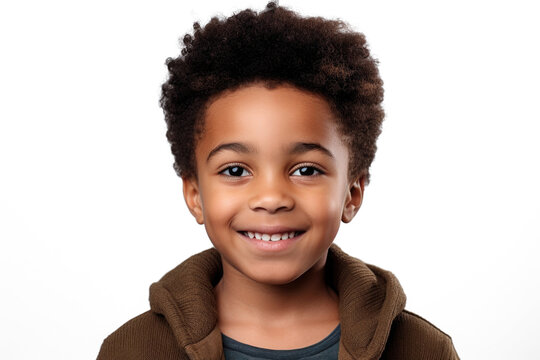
149 244 406 360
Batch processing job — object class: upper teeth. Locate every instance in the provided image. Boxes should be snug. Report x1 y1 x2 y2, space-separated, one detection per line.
246 231 296 241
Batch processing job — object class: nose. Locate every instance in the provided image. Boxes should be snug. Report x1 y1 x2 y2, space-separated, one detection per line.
248 175 294 214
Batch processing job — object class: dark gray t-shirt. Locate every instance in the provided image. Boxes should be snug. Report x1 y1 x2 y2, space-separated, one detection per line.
222 324 340 360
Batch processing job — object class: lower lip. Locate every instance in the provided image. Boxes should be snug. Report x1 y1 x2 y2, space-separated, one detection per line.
239 232 303 252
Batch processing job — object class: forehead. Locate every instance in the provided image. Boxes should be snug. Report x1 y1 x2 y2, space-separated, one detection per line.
199 84 345 150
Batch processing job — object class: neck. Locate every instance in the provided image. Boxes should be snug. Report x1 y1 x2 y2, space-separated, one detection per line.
215 257 339 330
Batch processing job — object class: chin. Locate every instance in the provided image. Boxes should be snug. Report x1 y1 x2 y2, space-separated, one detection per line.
245 265 306 286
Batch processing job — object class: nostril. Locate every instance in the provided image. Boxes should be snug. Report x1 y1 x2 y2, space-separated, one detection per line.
248 193 295 213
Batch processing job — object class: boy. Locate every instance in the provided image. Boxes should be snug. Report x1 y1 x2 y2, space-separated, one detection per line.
98 2 459 359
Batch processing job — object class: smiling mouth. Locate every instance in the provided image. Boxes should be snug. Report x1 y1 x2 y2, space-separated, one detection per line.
239 231 305 242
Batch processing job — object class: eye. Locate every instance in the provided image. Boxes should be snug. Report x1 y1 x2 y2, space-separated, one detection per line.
291 165 323 176
220 165 250 177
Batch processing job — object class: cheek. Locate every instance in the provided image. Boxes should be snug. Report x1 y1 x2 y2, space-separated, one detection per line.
304 188 345 232
200 183 241 228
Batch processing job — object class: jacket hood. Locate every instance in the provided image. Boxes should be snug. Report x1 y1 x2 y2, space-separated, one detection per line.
149 244 406 360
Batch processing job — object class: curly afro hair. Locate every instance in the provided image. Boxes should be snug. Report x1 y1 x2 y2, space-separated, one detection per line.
161 2 384 183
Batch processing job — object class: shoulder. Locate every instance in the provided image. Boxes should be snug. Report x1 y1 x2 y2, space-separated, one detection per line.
97 311 187 360
381 310 460 360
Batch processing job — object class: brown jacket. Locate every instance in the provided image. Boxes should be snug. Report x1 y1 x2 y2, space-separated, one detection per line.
97 245 459 359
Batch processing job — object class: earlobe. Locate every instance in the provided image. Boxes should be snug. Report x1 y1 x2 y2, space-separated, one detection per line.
341 176 365 223
182 177 204 224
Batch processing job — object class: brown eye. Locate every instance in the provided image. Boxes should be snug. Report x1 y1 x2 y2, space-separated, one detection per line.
221 166 250 177
291 166 322 176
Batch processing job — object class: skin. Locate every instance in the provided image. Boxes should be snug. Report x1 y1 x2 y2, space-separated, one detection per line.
183 84 364 349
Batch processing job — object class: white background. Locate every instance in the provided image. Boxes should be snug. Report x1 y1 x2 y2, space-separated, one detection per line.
1 0 539 359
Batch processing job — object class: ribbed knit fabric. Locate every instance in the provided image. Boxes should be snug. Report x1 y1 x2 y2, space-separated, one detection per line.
97 244 459 360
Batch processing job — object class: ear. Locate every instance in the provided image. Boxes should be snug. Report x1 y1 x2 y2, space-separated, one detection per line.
341 176 365 223
182 176 204 225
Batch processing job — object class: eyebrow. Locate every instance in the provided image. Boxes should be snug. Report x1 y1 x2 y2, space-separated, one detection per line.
206 141 334 162
289 142 335 158
207 142 255 162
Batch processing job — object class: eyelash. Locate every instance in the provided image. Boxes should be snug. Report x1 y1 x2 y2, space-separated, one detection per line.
219 164 251 177
218 163 325 177
290 163 324 177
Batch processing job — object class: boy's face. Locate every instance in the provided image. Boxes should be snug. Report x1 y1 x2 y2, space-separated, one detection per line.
183 84 363 285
